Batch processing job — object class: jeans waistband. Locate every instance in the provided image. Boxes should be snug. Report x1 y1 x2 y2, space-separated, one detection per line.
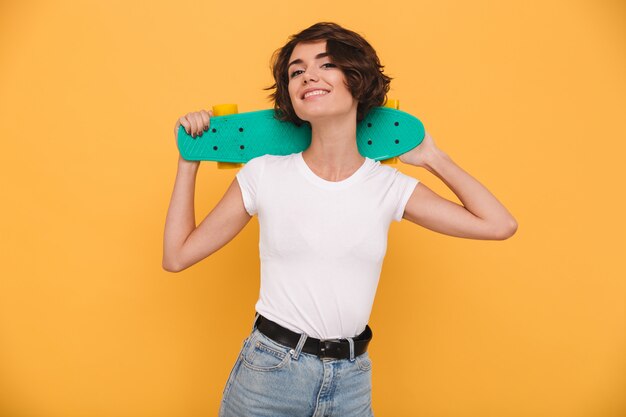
252 313 372 361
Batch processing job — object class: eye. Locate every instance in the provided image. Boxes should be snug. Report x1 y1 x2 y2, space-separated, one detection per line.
289 63 337 79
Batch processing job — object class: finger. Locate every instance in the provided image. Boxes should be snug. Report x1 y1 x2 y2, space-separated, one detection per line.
191 112 204 136
200 110 210 131
187 113 199 137
179 116 191 135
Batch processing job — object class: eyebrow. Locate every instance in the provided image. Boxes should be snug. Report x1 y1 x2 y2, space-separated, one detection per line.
287 52 330 70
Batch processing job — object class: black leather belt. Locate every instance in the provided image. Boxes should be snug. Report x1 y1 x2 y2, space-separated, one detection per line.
254 314 372 359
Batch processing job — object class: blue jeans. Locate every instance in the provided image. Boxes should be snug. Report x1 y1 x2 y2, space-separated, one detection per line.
218 313 375 417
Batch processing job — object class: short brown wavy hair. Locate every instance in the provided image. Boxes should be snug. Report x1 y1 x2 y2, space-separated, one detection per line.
264 22 393 126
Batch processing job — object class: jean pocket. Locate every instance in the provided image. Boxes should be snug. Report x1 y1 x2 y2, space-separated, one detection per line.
355 351 372 372
242 331 292 372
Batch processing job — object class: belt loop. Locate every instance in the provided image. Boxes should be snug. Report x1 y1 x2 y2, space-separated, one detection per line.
347 337 355 362
291 332 308 361
251 312 260 332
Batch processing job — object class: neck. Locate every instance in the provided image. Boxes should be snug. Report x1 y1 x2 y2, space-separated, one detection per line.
302 111 365 181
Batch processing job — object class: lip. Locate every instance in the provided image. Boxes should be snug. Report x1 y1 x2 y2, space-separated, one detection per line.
301 88 330 100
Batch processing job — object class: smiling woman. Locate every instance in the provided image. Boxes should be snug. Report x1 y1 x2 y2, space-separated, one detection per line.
164 20 517 417
264 22 392 126
285 40 360 128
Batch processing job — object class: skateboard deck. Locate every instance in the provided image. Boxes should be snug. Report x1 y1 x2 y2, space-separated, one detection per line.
177 102 425 166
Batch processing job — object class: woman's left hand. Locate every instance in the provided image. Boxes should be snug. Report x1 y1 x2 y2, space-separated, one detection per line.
398 131 440 167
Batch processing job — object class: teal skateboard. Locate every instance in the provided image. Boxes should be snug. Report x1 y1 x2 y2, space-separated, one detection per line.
177 100 425 168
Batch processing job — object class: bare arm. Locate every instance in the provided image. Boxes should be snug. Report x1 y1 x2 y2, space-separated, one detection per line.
162 110 252 272
400 132 518 240
162 156 251 272
162 156 200 271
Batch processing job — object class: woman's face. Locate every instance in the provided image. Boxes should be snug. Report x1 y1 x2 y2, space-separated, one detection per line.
287 40 357 123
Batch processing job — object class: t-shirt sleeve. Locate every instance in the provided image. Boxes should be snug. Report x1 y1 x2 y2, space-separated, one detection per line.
235 155 267 216
390 169 420 222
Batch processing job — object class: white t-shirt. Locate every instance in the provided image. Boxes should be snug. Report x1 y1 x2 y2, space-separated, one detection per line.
236 151 419 339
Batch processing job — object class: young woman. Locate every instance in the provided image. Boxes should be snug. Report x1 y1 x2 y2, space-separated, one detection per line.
163 22 517 417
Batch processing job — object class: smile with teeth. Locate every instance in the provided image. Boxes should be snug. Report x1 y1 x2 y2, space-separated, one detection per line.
303 90 329 99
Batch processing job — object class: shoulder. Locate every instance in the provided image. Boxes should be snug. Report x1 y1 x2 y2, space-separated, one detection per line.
240 153 294 178
247 153 293 164
366 158 405 180
242 153 276 169
249 153 297 170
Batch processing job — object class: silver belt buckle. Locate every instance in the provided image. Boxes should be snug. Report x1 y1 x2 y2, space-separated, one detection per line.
319 338 342 358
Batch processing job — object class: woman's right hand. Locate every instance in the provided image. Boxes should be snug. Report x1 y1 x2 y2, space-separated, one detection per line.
174 110 213 139
174 108 213 142
174 109 213 165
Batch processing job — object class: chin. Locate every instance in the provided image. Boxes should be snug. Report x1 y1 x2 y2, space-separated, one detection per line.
295 104 353 121
297 112 333 124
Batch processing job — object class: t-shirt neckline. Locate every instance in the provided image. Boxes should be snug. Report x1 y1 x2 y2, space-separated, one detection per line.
295 151 372 190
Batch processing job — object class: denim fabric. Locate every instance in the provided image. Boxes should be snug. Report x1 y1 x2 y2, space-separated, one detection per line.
218 314 374 417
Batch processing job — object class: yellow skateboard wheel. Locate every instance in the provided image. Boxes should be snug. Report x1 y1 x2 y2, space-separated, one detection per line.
381 157 399 165
212 104 238 116
384 98 399 109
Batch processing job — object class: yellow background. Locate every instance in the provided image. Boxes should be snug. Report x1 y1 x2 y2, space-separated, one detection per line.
1 0 625 416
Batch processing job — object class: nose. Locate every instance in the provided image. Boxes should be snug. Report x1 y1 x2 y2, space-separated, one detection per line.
302 68 319 84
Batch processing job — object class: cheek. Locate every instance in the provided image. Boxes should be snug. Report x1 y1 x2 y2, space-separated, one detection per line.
287 84 298 103
337 84 355 103
335 77 353 98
